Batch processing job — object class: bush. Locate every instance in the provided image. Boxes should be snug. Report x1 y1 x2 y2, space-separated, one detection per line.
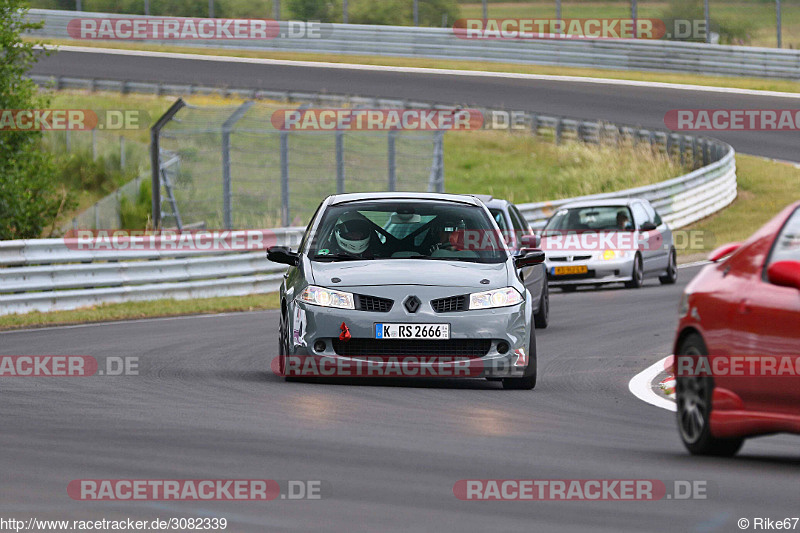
119 179 152 229
287 0 336 22
350 0 459 27
659 0 754 44
0 0 66 240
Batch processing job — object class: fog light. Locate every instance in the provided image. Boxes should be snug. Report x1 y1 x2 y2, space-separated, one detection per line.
313 340 326 353
497 342 509 354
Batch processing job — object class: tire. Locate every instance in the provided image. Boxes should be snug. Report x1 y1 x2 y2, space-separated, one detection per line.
675 333 744 456
502 328 537 390
278 306 296 382
659 248 678 285
533 281 549 329
624 253 644 289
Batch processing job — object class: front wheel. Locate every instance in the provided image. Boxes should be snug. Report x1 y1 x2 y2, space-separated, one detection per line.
533 281 549 329
502 328 537 390
624 253 644 289
675 333 744 456
659 248 678 285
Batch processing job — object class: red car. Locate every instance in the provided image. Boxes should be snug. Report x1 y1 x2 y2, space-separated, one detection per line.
673 201 800 456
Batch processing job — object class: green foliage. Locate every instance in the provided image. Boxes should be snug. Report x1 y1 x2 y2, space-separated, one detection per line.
55 150 136 195
0 0 65 240
287 0 336 22
119 179 152 229
659 0 755 44
349 0 459 26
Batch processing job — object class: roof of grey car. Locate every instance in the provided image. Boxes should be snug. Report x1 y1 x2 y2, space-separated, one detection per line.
328 192 483 206
558 198 647 209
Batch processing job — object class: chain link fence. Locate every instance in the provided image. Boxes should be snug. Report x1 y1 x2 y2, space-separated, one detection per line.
154 100 444 230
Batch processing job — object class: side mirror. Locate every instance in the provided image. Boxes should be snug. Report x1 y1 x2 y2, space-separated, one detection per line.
767 261 800 290
708 242 742 263
514 249 545 269
267 246 299 267
640 221 657 231
520 234 541 249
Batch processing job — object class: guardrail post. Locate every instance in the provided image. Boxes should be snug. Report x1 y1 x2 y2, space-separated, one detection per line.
530 113 538 137
336 130 345 194
387 130 397 191
679 136 686 166
280 131 290 226
555 118 563 145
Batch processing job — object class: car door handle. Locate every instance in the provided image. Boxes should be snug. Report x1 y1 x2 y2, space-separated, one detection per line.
737 299 752 314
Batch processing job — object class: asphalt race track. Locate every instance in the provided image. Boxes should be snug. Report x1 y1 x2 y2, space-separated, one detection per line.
2 265 798 532
31 48 800 162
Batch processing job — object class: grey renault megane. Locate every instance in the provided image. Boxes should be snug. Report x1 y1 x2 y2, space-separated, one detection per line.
267 192 545 390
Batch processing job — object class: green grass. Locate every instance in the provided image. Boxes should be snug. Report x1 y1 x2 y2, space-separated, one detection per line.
0 292 280 331
682 154 800 254
444 130 689 203
31 37 800 94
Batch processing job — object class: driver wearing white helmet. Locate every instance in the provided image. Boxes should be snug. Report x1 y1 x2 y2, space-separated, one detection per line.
333 216 375 258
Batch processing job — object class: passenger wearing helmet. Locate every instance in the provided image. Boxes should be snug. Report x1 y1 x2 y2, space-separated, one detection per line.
333 216 375 258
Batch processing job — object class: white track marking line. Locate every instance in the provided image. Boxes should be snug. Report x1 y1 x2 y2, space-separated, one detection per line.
39 44 800 100
628 355 676 412
678 260 710 269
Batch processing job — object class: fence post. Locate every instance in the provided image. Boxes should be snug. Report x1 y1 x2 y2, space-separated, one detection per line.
336 131 345 194
150 98 186 230
280 132 290 226
387 130 397 192
92 128 97 161
221 101 254 230
119 135 126 169
428 131 445 193
65 130 70 153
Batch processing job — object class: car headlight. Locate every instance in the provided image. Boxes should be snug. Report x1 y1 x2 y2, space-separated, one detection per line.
469 287 523 310
299 285 355 309
598 249 630 260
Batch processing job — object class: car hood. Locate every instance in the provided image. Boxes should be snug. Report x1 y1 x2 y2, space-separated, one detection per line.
309 259 508 289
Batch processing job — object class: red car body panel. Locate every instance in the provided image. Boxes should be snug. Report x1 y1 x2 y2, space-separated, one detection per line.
673 201 800 439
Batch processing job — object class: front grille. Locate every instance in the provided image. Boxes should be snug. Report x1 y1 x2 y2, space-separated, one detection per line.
431 295 467 313
332 338 491 358
550 255 592 262
355 294 393 312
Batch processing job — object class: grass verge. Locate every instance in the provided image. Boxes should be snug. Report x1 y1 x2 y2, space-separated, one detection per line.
30 37 800 95
0 292 280 331
681 154 800 255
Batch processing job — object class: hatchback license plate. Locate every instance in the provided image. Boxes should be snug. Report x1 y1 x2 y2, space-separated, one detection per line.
552 265 588 276
375 323 450 340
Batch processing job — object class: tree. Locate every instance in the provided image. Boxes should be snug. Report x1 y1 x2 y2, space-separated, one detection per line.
0 0 64 240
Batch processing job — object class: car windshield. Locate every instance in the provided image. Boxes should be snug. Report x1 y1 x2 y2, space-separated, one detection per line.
544 206 634 233
768 207 800 265
307 200 507 263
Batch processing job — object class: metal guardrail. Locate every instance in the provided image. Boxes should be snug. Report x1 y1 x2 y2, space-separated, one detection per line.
26 9 800 80
3 81 735 316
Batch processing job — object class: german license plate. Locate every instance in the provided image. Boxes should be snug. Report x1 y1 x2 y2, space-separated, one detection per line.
552 265 588 276
375 323 450 340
